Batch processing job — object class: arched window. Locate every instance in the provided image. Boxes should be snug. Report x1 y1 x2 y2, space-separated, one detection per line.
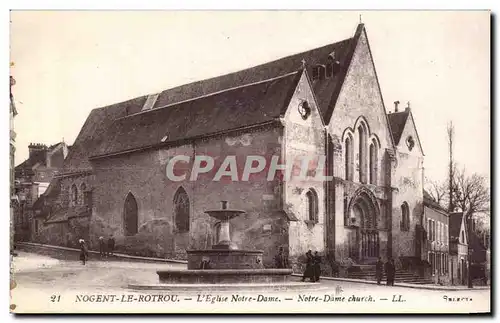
306 189 318 223
174 187 190 233
345 134 354 181
80 183 86 205
123 192 138 236
71 184 78 206
369 139 378 185
358 124 367 183
461 230 465 244
401 202 410 231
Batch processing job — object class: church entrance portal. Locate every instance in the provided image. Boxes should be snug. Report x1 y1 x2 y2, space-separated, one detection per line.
347 189 380 263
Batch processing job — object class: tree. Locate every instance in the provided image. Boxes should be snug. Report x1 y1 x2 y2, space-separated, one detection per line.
425 167 490 288
425 177 448 206
451 168 490 218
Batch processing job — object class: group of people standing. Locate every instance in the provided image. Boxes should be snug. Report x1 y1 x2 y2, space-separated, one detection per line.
376 257 396 286
98 235 116 258
78 235 116 265
301 250 322 282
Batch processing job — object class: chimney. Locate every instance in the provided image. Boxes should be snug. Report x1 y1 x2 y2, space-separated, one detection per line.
394 101 400 113
28 143 48 165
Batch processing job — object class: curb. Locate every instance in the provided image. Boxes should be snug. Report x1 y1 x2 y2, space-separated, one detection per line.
291 274 490 291
15 242 188 265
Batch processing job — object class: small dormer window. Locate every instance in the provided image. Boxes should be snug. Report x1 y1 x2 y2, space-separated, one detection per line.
298 100 311 120
406 136 415 151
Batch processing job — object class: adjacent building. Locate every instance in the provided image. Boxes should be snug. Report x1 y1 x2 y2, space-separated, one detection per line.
10 75 18 254
449 212 469 285
33 24 427 272
422 190 450 283
14 142 69 241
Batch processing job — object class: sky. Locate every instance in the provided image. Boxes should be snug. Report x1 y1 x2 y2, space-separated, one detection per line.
9 11 490 183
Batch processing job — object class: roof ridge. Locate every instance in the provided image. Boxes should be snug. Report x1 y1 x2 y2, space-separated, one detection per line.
117 71 299 121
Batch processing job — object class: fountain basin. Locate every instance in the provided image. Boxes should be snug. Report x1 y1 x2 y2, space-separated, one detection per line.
157 268 293 284
187 249 264 270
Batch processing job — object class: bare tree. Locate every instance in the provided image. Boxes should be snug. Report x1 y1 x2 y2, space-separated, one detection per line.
425 167 490 288
424 177 448 206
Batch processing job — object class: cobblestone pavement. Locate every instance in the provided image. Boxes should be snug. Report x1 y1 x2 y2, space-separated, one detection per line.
10 252 490 314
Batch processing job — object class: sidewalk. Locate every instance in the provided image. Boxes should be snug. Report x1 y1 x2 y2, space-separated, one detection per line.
11 251 61 272
291 274 491 291
15 242 188 265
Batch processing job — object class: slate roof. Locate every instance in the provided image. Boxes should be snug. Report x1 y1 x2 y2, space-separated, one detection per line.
63 24 366 171
387 111 409 145
423 189 448 214
93 72 301 157
62 96 147 172
15 142 67 174
151 28 360 122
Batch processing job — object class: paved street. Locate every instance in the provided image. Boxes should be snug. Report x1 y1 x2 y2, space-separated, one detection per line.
11 252 490 314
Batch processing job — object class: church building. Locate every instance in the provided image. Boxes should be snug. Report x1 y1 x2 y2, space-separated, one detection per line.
36 24 426 272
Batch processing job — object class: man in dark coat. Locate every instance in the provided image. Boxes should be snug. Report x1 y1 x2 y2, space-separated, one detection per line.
79 239 88 265
385 258 396 286
107 235 115 256
375 257 384 285
301 250 314 282
312 251 322 282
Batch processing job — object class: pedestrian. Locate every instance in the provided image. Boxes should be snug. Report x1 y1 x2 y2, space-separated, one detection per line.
79 239 88 265
313 251 322 282
301 250 314 282
375 257 384 285
107 235 115 256
274 247 288 269
98 236 106 258
385 257 396 286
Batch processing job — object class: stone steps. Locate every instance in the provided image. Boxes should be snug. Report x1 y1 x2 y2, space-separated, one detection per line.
347 270 434 285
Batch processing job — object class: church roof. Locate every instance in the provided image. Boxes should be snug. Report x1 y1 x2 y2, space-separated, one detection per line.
62 96 148 172
62 24 365 171
150 30 359 122
92 72 301 157
387 110 409 145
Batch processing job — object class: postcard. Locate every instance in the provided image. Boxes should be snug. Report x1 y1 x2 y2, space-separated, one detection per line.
9 10 491 314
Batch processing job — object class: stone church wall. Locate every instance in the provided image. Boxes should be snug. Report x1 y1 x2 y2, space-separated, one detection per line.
90 125 288 265
282 72 326 271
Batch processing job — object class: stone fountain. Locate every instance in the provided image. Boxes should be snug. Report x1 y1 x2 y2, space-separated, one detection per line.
156 201 292 285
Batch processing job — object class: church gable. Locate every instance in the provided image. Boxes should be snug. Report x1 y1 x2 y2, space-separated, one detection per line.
328 24 394 152
283 69 324 129
393 110 424 156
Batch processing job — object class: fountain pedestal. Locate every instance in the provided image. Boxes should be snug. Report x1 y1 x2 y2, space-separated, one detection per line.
156 201 292 285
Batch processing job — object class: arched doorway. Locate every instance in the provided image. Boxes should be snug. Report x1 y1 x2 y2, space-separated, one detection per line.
347 188 380 263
